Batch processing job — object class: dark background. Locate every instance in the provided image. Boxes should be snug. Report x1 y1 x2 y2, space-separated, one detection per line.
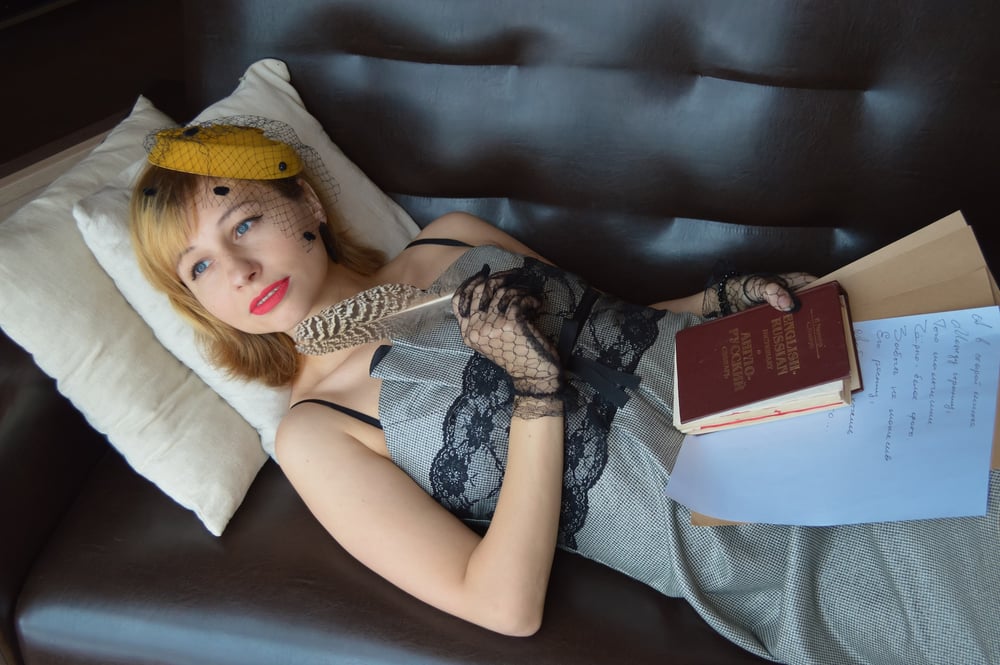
0 0 186 177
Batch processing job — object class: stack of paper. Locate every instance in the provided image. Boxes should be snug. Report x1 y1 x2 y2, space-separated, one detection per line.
666 212 1000 526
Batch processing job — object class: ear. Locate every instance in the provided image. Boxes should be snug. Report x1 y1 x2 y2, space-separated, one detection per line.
297 177 327 226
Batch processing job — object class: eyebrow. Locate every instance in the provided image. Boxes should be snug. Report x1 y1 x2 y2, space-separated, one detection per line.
175 199 257 269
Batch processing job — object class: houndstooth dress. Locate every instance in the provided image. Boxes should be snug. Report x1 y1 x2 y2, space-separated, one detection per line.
370 245 1000 665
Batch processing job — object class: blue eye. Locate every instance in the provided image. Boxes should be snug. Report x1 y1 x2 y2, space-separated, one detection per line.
235 217 257 237
191 260 209 280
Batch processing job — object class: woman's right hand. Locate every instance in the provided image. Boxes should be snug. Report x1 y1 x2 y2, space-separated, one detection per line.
452 266 564 418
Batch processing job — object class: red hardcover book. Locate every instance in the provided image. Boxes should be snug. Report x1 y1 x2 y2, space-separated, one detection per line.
673 281 861 434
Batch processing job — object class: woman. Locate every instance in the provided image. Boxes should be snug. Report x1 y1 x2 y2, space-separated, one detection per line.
131 120 999 665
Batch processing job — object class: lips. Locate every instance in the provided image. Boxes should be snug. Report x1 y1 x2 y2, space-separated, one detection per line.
250 278 289 315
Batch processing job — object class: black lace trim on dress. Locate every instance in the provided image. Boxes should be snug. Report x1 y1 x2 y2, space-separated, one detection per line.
427 258 664 548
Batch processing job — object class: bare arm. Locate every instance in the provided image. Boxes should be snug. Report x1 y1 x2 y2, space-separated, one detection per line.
650 291 706 315
277 408 563 636
650 272 816 315
277 264 567 636
422 212 813 318
465 413 563 628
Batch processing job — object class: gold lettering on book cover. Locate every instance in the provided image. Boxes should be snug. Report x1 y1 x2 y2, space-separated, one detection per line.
727 327 756 392
770 313 801 377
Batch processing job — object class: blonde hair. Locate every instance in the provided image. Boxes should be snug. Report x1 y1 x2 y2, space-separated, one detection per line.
129 164 386 386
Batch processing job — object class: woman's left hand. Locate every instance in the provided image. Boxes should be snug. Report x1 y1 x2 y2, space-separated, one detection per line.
740 272 815 312
704 272 815 318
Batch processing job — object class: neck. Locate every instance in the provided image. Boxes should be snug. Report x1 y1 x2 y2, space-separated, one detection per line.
323 260 379 305
288 260 386 391
284 260 379 338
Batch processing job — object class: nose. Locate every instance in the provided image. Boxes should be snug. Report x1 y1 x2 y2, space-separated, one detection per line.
225 253 259 287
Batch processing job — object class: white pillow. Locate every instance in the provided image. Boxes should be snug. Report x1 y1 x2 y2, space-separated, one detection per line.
0 96 266 536
3 60 421 537
74 58 420 460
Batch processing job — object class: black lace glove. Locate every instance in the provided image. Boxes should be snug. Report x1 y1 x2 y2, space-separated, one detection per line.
452 266 564 419
703 271 814 318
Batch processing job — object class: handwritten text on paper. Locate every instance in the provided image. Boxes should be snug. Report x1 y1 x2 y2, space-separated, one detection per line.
666 306 1000 525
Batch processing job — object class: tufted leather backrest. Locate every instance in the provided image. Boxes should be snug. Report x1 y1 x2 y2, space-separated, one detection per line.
183 0 999 302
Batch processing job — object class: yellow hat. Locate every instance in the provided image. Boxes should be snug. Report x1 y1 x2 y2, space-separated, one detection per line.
147 124 303 180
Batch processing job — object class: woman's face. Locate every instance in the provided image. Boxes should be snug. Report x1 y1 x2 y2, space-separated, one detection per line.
176 177 330 335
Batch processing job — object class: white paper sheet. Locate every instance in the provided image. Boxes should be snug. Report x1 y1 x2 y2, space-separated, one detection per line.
665 306 1000 525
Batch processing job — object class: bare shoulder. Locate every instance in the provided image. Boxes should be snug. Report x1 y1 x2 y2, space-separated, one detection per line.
272 391 495 630
274 402 343 464
418 212 551 263
274 404 388 508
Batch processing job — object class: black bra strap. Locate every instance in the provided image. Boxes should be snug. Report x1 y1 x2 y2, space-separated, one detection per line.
290 399 383 430
405 238 473 249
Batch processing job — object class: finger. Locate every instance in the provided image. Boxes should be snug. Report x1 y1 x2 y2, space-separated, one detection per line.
495 286 534 314
764 282 800 313
740 274 797 312
458 282 488 320
504 295 545 333
480 267 526 311
455 286 473 318
479 275 499 313
489 267 530 286
783 272 816 291
515 293 542 318
470 281 491 317
495 287 518 314
491 266 543 297
455 269 489 317
456 266 489 295
457 264 490 293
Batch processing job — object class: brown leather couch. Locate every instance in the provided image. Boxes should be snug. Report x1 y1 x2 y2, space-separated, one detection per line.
3 1 999 663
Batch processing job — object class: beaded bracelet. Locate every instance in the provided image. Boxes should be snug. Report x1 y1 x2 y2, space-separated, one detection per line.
704 270 741 319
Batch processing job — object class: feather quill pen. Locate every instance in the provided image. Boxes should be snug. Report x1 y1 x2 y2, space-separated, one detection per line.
295 264 496 355
294 282 457 355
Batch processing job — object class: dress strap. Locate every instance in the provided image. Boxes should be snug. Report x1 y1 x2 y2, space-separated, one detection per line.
405 238 473 249
290 399 383 430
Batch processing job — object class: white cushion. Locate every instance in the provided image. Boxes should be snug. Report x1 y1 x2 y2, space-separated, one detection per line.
0 96 264 536
2 59 420 536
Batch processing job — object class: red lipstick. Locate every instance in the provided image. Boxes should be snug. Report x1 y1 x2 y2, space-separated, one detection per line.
250 278 289 315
